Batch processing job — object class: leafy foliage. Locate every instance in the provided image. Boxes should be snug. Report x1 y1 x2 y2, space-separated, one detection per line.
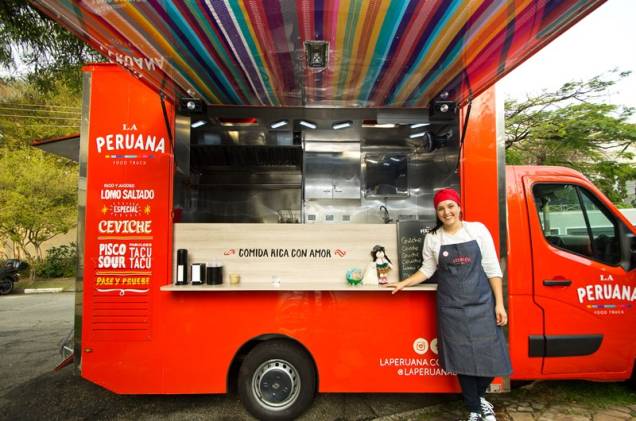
0 78 81 149
505 70 636 205
0 147 77 265
0 0 101 92
35 243 77 278
0 76 79 271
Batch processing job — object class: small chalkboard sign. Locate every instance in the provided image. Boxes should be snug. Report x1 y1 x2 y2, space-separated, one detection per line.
396 220 432 280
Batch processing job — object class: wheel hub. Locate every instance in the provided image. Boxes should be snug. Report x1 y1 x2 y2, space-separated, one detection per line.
252 359 301 411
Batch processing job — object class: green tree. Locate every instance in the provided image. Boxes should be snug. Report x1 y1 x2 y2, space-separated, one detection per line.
0 0 100 92
0 147 77 269
0 2 86 267
506 71 636 205
0 78 81 149
0 78 80 267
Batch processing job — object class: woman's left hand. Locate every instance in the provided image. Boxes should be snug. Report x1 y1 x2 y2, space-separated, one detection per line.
495 304 508 326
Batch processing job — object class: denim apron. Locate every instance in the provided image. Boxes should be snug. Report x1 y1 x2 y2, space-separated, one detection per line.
436 232 512 376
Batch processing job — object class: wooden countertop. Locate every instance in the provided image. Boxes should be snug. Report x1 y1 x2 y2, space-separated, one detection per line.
160 282 437 292
172 223 403 286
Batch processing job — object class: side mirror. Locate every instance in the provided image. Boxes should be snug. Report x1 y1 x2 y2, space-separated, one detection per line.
617 224 636 272
625 232 636 271
630 234 636 271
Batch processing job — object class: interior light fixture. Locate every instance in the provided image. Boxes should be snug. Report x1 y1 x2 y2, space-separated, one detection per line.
270 119 289 129
179 97 206 114
410 123 431 129
429 100 456 121
299 120 317 129
191 120 207 128
409 131 428 139
332 120 353 130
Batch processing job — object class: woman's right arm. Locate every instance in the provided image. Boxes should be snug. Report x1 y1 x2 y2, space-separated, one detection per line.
388 270 428 294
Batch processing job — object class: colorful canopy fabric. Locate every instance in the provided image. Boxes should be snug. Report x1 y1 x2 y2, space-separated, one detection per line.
32 0 604 107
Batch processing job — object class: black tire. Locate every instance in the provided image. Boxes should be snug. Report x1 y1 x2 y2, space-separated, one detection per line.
0 278 13 295
238 340 316 421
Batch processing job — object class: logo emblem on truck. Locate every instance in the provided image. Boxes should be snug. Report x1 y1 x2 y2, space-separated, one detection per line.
413 338 439 355
413 338 429 355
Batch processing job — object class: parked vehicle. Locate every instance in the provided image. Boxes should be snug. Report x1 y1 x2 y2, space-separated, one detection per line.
29 2 635 421
0 259 29 295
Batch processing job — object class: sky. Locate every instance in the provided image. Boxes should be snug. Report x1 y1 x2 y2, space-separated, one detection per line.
499 0 636 113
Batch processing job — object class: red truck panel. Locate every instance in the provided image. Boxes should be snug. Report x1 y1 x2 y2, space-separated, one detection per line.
81 65 174 393
507 166 636 381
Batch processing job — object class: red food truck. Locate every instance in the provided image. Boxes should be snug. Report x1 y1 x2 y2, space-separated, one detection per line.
31 1 635 420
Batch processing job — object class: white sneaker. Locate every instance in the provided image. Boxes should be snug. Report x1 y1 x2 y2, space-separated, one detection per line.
480 397 496 421
462 412 482 421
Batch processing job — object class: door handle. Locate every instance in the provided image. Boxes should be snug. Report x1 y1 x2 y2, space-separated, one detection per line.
543 279 572 287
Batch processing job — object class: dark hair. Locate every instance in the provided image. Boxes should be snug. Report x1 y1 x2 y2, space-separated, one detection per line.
429 217 444 234
371 245 392 264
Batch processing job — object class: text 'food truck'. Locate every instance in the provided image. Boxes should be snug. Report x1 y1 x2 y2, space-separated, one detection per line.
31 1 635 420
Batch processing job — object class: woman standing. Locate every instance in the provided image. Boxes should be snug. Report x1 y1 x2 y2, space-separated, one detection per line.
388 188 511 421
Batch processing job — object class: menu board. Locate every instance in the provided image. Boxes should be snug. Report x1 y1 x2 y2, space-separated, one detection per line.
82 67 173 343
85 76 172 300
396 220 431 280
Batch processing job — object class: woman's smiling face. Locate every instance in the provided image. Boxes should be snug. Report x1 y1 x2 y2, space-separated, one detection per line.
436 199 461 227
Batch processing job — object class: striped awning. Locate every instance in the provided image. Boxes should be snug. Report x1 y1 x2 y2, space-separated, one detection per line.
31 0 604 107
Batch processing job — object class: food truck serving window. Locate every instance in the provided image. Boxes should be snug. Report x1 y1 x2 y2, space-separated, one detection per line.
173 109 461 226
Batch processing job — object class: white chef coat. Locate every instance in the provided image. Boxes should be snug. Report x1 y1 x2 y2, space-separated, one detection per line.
419 221 503 279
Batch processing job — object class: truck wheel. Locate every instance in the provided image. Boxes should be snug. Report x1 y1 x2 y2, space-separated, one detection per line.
238 340 316 421
0 278 13 295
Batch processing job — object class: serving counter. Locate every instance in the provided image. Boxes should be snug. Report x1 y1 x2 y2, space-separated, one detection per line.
168 222 429 291
161 283 437 292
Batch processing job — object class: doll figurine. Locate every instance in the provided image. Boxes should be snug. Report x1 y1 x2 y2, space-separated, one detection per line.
371 245 393 285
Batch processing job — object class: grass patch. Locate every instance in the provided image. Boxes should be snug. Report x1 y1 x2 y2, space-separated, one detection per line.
385 381 636 420
14 277 75 293
509 380 636 408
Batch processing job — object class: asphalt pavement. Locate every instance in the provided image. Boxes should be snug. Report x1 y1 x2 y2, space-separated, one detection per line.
2 293 634 421
0 293 73 396
0 293 449 420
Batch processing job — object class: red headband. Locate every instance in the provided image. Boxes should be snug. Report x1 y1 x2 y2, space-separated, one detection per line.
434 188 461 208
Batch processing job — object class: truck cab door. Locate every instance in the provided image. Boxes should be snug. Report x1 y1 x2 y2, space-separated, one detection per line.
524 176 636 377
